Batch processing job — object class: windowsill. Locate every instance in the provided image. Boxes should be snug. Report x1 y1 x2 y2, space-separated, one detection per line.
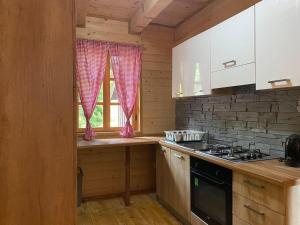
77 131 143 139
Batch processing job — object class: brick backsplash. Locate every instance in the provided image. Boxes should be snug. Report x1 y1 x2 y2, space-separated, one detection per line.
176 85 300 157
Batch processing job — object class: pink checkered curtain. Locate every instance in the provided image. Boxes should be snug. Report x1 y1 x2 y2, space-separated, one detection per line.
76 39 108 140
109 43 142 138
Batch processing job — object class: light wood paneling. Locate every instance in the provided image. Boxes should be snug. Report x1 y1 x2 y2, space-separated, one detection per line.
87 0 145 21
77 17 175 135
130 0 173 33
0 0 75 225
78 145 156 199
78 194 182 225
174 0 260 45
153 0 212 27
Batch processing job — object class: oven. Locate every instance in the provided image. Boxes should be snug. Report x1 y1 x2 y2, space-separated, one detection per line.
191 157 232 225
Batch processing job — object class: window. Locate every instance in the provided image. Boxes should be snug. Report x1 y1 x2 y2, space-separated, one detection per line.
78 56 140 132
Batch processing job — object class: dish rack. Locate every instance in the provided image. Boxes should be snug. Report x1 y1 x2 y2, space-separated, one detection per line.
164 130 206 142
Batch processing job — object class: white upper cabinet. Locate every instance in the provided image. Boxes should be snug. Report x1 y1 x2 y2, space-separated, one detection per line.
172 30 211 98
210 6 255 89
256 0 300 90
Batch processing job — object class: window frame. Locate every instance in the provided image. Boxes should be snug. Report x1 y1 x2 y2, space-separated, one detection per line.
77 54 140 133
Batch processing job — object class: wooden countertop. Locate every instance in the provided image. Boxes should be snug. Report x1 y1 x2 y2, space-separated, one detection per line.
160 140 300 187
77 136 163 149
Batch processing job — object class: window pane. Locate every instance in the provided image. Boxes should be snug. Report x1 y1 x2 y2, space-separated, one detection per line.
110 62 114 78
110 80 118 103
78 105 103 129
97 84 104 102
110 105 127 127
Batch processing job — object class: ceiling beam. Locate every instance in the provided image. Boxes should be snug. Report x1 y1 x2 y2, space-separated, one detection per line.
76 0 89 27
130 0 173 33
174 0 260 45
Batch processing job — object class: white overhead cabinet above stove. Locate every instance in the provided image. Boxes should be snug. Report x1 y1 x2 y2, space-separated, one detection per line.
255 0 300 90
210 6 255 89
172 30 211 98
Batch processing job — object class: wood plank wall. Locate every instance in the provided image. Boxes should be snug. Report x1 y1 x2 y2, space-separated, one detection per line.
0 0 75 225
77 17 175 135
78 145 156 199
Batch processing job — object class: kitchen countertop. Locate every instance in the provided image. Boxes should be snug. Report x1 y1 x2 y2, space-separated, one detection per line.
160 140 300 187
77 136 163 149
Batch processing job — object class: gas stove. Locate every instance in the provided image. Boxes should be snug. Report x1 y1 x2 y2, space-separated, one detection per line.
176 141 280 163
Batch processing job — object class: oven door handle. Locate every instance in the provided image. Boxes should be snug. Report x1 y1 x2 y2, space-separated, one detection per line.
191 170 225 185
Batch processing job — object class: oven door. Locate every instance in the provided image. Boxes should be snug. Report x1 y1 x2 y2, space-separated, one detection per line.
191 170 232 225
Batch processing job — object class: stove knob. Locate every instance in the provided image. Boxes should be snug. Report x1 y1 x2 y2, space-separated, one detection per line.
252 154 257 159
240 155 245 160
247 154 251 160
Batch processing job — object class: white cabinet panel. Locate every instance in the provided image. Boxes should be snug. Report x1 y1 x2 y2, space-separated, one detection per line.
211 63 255 89
211 6 255 73
172 31 211 98
256 0 300 90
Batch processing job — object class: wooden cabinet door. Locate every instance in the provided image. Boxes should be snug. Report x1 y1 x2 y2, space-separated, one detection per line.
211 6 255 73
256 0 300 90
156 146 172 205
170 149 190 222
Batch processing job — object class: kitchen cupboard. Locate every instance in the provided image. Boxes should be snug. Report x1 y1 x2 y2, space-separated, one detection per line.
156 146 191 223
172 31 211 98
233 172 288 225
210 6 255 89
256 0 300 90
170 149 191 222
156 146 172 205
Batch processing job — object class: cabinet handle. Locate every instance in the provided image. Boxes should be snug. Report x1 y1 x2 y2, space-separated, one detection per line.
222 60 236 68
268 79 290 84
174 153 184 160
244 204 265 216
244 180 265 189
176 91 183 95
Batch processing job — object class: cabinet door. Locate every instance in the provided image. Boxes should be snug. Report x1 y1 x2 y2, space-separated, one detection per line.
170 150 190 222
211 6 255 73
156 146 171 205
256 0 300 90
172 44 186 98
183 31 211 97
172 31 211 98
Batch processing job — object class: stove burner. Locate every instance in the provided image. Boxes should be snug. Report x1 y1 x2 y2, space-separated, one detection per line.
175 141 280 163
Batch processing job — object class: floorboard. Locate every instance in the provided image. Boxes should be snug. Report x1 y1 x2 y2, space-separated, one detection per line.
78 194 183 225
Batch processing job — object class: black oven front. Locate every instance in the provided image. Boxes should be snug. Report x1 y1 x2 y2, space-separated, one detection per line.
191 157 232 225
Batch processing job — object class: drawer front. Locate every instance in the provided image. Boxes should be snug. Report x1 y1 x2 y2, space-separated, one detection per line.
233 193 285 225
233 172 285 214
233 215 250 225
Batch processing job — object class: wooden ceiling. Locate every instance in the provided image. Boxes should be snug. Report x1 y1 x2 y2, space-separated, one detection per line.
78 0 214 29
152 0 211 27
87 0 145 22
76 0 259 43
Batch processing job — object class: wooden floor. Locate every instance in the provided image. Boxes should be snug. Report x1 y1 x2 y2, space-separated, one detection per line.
78 194 182 225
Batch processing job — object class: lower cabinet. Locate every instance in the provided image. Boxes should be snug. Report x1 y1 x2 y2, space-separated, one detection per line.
156 146 190 223
233 172 286 225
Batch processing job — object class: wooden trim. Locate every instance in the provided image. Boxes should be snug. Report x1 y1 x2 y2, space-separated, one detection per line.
124 146 131 206
130 0 173 33
76 0 88 27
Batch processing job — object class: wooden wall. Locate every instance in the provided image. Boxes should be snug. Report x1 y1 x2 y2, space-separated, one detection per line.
77 17 175 135
0 0 75 225
78 145 156 199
